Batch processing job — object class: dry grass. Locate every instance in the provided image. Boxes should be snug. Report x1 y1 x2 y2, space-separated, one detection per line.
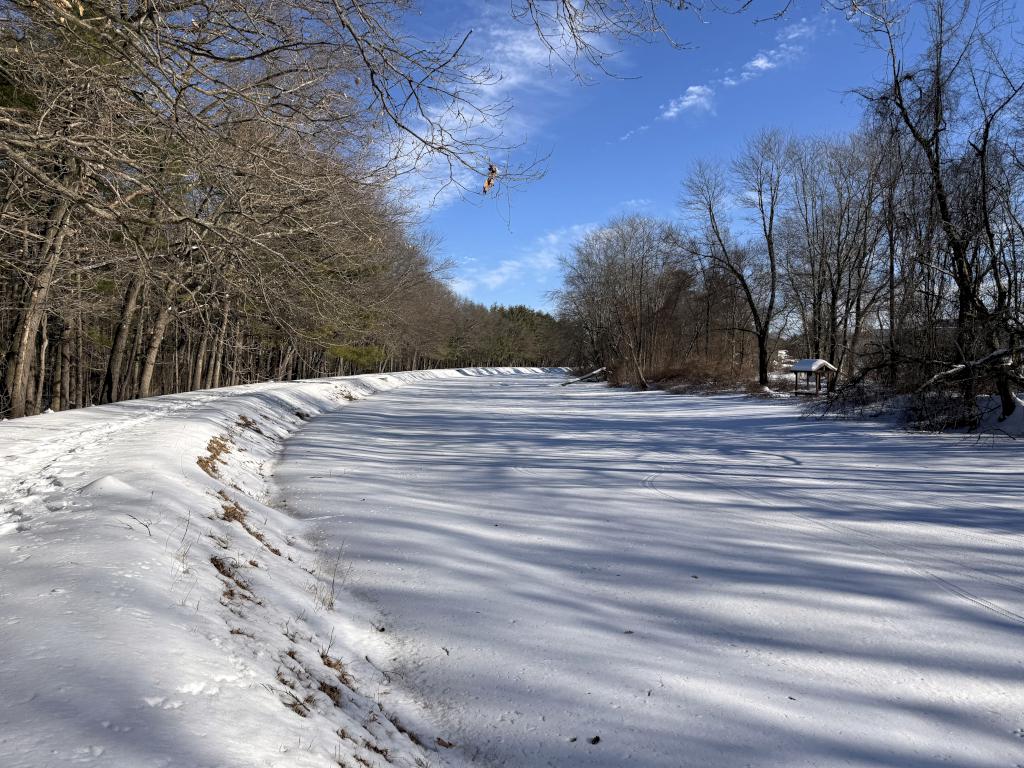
235 414 264 434
211 554 259 605
383 711 424 748
320 652 355 687
318 679 344 707
210 554 237 580
197 435 232 477
217 490 282 556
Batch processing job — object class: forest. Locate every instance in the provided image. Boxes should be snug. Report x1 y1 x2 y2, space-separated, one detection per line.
3 0 1021 431
556 1 1024 429
0 0 580 419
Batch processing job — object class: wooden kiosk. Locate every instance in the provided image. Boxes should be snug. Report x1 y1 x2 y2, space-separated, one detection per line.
791 358 837 395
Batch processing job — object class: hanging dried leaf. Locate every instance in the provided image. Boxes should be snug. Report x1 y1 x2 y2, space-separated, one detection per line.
482 163 498 194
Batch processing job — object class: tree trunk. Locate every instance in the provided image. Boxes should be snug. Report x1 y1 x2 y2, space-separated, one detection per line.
59 328 71 411
139 299 174 399
207 300 232 389
120 292 147 401
5 197 72 418
757 332 770 387
102 276 144 404
33 317 49 414
275 345 295 381
191 329 209 392
74 304 84 408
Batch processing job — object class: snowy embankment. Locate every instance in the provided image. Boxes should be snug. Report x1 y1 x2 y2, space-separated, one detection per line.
0 367 557 768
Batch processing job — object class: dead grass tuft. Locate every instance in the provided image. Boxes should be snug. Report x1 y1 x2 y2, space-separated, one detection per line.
236 414 264 434
216 490 282 556
321 652 355 686
319 679 344 707
210 554 236 580
211 555 257 604
197 435 232 477
363 740 389 758
384 711 424 747
219 493 247 524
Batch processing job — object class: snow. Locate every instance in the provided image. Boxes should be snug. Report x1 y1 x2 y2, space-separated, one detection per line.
790 358 837 373
2 368 1023 768
276 376 1024 767
979 393 1024 437
0 368 556 768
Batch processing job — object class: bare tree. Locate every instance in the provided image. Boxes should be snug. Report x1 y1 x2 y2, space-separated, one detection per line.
682 129 789 386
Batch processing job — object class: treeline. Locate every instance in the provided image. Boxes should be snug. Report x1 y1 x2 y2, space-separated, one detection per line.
557 0 1024 428
0 0 579 418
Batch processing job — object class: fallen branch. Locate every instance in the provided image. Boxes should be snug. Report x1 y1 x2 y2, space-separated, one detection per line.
561 367 607 386
915 348 1010 393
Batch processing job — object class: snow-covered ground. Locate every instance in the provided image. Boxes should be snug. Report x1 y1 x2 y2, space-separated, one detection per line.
0 368 554 768
276 375 1024 768
1 369 1022 767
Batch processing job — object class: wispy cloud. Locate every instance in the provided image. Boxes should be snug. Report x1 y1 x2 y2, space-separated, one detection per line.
658 16 820 121
617 198 653 211
619 124 649 142
451 222 595 298
776 18 817 42
661 85 715 118
399 14 583 212
480 25 562 99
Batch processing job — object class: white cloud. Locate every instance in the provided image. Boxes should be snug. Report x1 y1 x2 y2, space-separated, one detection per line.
740 42 803 78
395 14 584 213
746 53 777 71
661 85 715 119
450 222 596 299
448 276 477 295
619 124 649 142
618 198 652 210
653 16 821 120
480 26 561 98
776 18 817 42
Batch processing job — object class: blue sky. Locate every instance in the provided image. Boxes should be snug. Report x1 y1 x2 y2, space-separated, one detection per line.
414 1 888 311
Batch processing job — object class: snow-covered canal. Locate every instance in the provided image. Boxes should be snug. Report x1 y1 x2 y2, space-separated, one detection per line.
275 372 1024 768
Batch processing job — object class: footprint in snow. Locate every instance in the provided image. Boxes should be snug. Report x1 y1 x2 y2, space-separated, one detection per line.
71 745 105 762
0 508 31 537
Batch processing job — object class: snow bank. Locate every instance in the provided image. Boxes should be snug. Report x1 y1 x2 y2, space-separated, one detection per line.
978 393 1024 437
0 367 559 768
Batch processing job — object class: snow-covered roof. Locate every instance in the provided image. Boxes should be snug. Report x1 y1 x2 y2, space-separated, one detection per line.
791 358 837 373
